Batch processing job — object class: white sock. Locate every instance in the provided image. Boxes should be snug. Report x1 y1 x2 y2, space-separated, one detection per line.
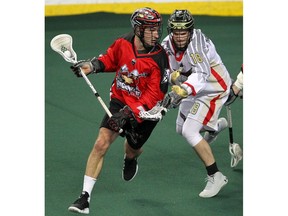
83 175 97 201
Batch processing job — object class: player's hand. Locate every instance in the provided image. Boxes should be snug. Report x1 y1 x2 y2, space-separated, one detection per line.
70 60 94 77
107 106 136 132
170 68 187 85
162 85 188 108
170 70 181 84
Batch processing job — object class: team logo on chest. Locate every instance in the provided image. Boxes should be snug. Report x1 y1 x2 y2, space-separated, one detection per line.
116 64 147 98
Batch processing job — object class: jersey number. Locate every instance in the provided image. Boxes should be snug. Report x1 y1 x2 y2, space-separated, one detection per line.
190 53 203 64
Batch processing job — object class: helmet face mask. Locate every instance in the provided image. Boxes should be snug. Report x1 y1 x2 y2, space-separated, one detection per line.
171 30 191 51
167 10 194 51
131 7 163 50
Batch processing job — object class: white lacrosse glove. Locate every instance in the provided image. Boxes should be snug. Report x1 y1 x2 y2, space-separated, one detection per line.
229 143 243 168
139 102 167 121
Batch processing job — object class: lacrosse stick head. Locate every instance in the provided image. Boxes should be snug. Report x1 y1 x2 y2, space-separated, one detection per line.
138 102 167 121
50 34 77 63
229 143 243 168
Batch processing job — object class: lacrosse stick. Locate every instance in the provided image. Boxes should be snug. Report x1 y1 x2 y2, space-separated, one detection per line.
50 34 122 133
139 66 185 121
139 102 167 121
226 105 243 168
138 67 187 121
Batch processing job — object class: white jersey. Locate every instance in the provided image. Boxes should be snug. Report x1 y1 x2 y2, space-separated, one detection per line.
161 29 232 129
161 29 231 97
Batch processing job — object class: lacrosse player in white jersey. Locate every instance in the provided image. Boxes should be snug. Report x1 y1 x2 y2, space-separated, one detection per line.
161 10 232 198
225 64 243 167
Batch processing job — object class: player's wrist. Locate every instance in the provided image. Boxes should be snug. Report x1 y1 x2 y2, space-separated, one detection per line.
90 57 105 73
180 84 192 95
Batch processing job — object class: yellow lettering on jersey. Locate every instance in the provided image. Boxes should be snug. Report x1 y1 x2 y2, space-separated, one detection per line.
190 53 203 64
190 102 200 115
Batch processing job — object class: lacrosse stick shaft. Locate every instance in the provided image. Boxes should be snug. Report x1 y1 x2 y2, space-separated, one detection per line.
226 105 234 144
50 34 124 132
79 69 112 118
226 105 243 167
78 69 123 133
66 56 113 118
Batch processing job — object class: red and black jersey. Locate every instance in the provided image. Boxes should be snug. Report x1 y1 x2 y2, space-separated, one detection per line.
98 32 169 122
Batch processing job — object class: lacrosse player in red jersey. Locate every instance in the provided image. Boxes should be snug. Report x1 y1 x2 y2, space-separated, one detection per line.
67 7 169 214
160 10 232 198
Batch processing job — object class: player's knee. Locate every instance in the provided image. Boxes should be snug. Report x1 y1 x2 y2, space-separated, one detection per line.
182 127 202 147
93 138 110 155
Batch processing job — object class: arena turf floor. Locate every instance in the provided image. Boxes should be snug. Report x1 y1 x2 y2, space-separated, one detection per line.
45 12 243 216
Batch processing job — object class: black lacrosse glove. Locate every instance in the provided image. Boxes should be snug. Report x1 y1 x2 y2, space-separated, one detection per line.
70 57 104 77
70 60 94 77
108 106 136 133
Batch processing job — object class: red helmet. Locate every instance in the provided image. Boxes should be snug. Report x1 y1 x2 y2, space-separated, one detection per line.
130 7 162 50
130 7 162 29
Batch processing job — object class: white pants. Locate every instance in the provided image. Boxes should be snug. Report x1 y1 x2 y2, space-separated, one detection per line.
175 89 229 146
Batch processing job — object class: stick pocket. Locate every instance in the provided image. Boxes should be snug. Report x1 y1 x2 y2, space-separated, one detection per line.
50 34 77 63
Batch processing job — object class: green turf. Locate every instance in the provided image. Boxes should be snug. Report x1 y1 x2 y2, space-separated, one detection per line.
45 12 243 216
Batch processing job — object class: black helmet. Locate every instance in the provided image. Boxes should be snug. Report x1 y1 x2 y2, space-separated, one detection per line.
167 10 194 34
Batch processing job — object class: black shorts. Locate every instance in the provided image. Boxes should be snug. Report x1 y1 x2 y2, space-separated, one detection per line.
100 98 158 150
